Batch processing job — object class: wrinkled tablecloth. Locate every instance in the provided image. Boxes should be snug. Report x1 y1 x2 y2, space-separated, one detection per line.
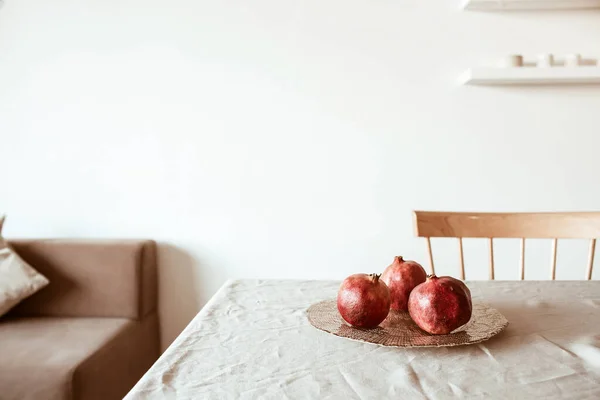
125 280 600 399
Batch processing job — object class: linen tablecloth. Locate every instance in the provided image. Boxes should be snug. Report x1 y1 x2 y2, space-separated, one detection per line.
125 280 600 399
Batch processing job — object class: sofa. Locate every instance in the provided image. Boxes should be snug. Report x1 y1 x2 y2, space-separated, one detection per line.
0 239 160 400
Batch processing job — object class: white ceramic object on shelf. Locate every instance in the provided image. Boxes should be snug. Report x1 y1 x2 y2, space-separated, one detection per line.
463 0 600 10
460 67 600 85
536 54 555 68
565 54 582 67
501 55 524 68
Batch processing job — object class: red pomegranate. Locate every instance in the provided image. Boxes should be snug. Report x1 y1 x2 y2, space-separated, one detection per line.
454 279 472 310
381 256 427 311
337 273 391 329
408 275 472 335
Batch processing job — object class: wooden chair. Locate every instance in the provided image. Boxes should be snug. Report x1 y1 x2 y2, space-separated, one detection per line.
413 211 600 280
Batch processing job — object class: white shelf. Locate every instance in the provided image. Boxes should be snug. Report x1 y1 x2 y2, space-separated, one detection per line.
463 0 600 10
460 67 600 86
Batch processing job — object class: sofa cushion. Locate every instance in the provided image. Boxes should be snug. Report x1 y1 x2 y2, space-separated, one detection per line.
0 217 49 317
7 240 157 319
0 315 160 400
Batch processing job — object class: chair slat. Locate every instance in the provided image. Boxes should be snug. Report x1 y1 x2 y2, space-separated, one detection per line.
519 238 525 280
414 211 600 239
586 239 596 280
458 238 465 280
488 238 495 280
425 237 435 275
550 238 558 280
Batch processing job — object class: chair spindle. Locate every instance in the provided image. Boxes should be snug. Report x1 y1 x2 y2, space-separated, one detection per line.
586 239 596 280
519 238 525 280
488 238 495 280
550 238 558 280
458 237 465 280
425 237 435 275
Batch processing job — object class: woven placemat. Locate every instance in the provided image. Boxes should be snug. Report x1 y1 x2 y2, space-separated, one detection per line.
307 300 508 348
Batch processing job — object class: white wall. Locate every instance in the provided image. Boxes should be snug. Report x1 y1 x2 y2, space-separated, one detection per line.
1 0 599 348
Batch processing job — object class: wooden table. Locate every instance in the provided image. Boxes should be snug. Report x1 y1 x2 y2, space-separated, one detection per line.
126 280 600 399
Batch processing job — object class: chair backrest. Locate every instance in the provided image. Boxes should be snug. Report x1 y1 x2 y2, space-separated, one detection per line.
413 211 600 280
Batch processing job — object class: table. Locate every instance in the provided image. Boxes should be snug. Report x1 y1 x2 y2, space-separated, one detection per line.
125 280 600 399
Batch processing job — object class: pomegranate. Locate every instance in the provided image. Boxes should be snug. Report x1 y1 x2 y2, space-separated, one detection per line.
408 275 472 335
337 273 391 329
455 279 472 310
381 256 427 311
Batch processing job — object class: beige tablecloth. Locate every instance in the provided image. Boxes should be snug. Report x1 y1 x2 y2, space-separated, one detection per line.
125 280 600 399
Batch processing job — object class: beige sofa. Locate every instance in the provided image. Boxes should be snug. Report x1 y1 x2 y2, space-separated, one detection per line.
0 240 160 400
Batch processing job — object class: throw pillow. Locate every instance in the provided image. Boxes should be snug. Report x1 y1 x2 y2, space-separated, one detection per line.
0 216 49 317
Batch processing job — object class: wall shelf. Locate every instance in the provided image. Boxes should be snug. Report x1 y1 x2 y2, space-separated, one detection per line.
463 0 600 10
460 67 600 85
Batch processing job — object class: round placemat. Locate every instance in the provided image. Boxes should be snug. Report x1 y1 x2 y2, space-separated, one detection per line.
307 300 508 348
